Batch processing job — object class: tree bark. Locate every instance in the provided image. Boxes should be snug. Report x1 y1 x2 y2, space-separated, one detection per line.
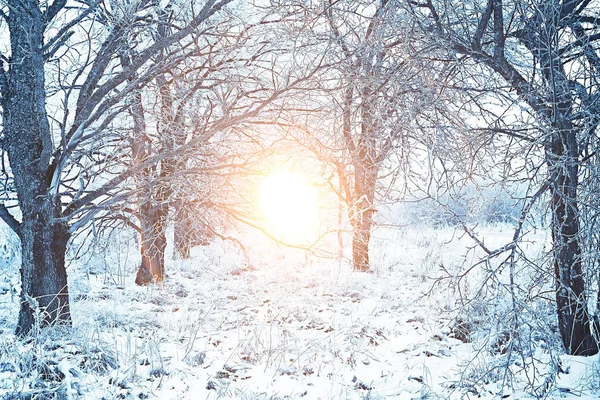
135 199 169 285
351 216 372 272
549 126 598 355
119 52 170 286
2 2 72 335
350 78 378 272
17 217 71 336
351 165 376 272
135 46 175 283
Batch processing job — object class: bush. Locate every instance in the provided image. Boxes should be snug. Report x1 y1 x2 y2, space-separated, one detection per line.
396 183 526 226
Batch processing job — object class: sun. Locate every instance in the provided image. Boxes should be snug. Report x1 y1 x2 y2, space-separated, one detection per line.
259 171 319 245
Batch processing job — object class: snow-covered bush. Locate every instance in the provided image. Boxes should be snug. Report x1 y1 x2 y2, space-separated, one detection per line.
390 183 529 227
0 222 19 273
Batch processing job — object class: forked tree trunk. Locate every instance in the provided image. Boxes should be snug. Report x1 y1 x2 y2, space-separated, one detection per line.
135 46 178 283
2 3 72 335
134 147 175 284
125 57 172 286
549 128 598 356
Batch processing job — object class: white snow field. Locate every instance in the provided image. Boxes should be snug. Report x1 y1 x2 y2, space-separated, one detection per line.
1 224 600 399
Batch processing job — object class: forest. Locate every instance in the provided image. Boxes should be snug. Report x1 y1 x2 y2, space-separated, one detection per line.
1 0 600 398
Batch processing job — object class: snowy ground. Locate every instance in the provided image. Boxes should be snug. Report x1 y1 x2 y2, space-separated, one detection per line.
1 225 600 399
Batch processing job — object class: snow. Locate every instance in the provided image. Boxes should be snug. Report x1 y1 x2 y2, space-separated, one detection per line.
0 224 599 399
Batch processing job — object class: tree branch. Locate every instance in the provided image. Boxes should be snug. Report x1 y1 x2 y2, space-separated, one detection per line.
0 8 9 23
473 0 493 52
492 0 505 58
0 204 20 237
44 0 67 26
43 6 95 59
68 0 234 145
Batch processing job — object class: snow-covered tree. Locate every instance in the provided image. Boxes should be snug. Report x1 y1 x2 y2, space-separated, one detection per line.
0 0 235 335
273 0 445 271
409 0 600 355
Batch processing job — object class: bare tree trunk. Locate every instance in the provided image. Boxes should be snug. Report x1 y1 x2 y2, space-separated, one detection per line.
174 219 192 260
125 78 169 286
173 202 194 259
337 197 344 258
123 52 173 286
351 166 376 272
173 209 201 259
350 78 378 272
134 22 178 281
549 127 598 355
351 217 372 271
17 216 71 335
173 202 213 259
135 199 169 285
2 2 71 335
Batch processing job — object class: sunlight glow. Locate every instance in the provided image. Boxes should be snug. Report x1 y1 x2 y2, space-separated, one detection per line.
259 171 319 245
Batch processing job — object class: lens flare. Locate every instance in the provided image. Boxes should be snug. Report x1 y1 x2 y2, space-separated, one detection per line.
259 171 319 245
